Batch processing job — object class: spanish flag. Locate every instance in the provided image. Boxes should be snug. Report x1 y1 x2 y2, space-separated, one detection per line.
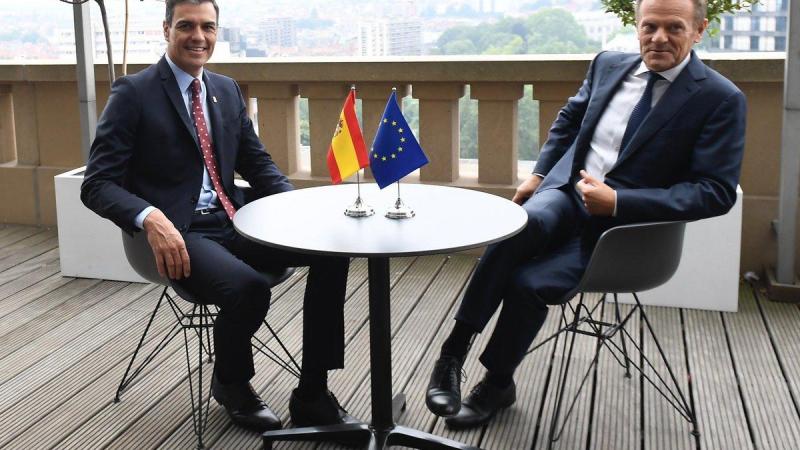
327 89 369 184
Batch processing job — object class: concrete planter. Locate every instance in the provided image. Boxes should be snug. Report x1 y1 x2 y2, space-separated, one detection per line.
54 167 146 283
634 186 744 312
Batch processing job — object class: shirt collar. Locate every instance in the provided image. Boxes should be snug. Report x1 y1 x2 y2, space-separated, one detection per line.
165 53 203 94
634 52 692 82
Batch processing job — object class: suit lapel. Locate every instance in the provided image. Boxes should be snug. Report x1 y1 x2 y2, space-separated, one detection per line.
203 72 229 183
572 54 641 169
613 52 706 168
158 57 200 149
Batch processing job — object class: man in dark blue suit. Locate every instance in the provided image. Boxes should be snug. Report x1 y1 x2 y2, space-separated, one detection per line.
82 0 354 434
426 0 746 429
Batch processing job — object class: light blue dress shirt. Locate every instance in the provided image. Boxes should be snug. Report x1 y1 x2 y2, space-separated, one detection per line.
134 55 219 229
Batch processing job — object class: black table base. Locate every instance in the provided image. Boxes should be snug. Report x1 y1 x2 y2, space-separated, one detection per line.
262 258 478 450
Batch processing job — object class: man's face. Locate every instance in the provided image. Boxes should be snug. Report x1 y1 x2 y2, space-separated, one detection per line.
163 2 217 77
637 0 708 72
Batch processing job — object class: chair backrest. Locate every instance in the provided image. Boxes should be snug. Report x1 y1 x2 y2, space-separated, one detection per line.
576 221 686 294
121 230 296 294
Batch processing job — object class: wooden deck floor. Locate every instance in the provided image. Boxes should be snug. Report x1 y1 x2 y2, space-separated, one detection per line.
1 224 799 449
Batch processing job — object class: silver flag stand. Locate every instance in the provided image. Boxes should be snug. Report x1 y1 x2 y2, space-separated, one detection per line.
385 182 414 219
344 171 374 217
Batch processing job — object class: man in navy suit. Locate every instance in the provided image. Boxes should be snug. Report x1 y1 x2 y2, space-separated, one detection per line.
82 0 354 434
426 0 746 429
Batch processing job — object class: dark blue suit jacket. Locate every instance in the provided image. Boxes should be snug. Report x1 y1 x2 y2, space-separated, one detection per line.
81 57 293 234
536 51 746 223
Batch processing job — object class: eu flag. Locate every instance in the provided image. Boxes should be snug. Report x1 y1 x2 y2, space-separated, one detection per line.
370 91 428 189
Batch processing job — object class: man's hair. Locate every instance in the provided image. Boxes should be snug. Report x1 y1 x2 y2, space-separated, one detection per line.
165 0 219 26
636 0 707 27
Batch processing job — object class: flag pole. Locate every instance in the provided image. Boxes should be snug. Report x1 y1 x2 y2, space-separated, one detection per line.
386 180 415 219
344 85 374 218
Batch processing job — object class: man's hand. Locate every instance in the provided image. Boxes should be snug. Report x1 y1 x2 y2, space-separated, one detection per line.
142 209 191 280
512 174 544 205
576 170 616 216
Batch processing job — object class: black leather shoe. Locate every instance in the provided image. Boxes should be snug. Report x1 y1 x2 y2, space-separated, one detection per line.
212 376 281 433
445 377 516 430
289 389 358 427
425 355 465 417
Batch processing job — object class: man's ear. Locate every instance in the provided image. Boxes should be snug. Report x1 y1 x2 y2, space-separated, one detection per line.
695 18 709 43
163 21 170 41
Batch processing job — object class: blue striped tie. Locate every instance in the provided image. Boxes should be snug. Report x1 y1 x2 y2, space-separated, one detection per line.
619 71 663 153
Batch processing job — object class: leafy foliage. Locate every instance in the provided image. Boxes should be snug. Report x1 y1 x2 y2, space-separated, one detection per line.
434 8 600 55
601 0 761 27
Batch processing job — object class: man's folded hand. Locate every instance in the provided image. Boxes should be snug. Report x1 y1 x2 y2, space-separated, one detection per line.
143 209 191 280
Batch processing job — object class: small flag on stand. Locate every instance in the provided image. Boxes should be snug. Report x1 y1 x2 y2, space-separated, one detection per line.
370 90 428 189
327 89 369 184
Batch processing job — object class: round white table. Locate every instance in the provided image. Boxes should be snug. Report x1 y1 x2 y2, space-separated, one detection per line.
234 183 527 450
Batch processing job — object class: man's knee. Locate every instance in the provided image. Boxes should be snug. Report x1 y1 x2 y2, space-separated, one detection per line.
507 269 570 307
227 272 272 315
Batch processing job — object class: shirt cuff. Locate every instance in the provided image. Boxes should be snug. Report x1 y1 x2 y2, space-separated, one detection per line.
612 190 618 217
134 206 156 230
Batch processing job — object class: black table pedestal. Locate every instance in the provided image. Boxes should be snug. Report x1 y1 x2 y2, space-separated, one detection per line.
263 258 478 450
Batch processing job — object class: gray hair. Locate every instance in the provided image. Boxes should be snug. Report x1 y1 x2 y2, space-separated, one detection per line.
165 0 219 26
636 0 707 27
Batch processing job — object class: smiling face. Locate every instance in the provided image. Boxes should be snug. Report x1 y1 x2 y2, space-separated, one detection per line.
637 0 708 72
163 1 217 77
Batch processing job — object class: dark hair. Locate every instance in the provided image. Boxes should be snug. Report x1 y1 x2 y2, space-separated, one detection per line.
636 0 707 27
165 0 219 26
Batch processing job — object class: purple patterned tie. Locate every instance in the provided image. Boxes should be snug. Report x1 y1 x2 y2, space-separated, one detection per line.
190 79 236 220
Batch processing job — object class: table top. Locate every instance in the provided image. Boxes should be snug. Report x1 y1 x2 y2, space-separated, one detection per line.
234 183 527 257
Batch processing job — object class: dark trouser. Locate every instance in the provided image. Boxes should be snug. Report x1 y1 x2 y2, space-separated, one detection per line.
454 187 596 376
173 209 349 384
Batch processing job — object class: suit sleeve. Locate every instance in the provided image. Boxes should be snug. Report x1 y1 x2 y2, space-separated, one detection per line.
533 53 600 176
80 76 152 234
615 90 746 221
231 81 294 199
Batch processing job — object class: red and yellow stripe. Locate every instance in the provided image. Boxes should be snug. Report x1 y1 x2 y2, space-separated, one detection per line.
327 90 369 184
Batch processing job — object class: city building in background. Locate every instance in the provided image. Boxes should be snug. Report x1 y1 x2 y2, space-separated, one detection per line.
712 0 788 51
358 18 423 56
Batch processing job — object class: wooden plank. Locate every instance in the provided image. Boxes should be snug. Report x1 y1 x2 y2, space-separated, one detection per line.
0 272 72 320
0 285 168 446
0 235 59 273
724 285 800 448
4 270 307 449
684 307 753 449
0 228 55 260
0 225 42 246
588 301 642 450
0 248 59 286
0 278 117 362
0 283 154 409
757 287 800 436
0 255 61 302
641 304 695 450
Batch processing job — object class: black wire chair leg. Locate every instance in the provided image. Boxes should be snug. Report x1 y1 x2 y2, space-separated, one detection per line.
264 321 301 375
547 294 584 448
614 293 632 378
115 287 169 402
183 316 213 449
633 293 698 433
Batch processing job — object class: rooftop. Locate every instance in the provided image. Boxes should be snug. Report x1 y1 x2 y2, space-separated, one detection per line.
1 223 799 449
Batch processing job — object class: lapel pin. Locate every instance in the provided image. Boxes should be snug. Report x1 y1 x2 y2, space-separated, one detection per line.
212 96 218 103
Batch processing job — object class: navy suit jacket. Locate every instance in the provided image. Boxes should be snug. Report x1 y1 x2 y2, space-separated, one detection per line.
535 51 746 223
81 57 293 234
